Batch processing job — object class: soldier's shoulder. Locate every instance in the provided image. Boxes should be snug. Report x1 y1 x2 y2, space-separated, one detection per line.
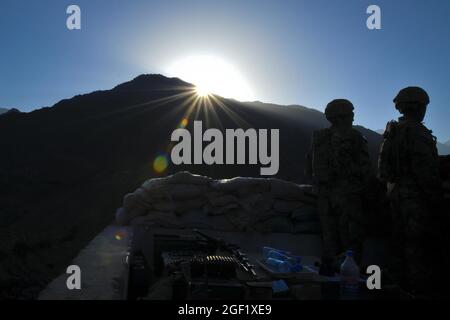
384 120 399 135
400 120 433 136
350 128 368 143
312 128 332 146
412 123 436 142
313 128 331 138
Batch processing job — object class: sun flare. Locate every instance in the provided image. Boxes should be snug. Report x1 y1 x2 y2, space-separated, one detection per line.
167 55 255 101
195 85 211 97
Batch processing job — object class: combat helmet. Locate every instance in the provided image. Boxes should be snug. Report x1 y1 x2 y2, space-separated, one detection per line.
325 99 354 121
393 87 430 112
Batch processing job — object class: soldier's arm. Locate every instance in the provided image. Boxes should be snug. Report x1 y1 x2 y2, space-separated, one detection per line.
377 121 396 183
409 128 441 198
359 134 373 177
311 130 330 185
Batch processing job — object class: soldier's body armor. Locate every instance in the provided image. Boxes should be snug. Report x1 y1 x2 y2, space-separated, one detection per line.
379 117 440 198
312 127 371 194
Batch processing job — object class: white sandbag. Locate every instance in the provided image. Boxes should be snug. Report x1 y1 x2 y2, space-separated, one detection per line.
123 193 138 210
273 200 304 213
226 208 255 231
152 201 176 212
174 198 206 213
116 205 148 226
203 203 239 216
212 177 270 192
141 176 170 191
115 207 128 226
168 184 210 200
238 193 273 214
179 210 237 231
134 187 156 204
166 171 213 185
208 194 238 207
291 206 318 222
270 179 307 200
135 186 168 203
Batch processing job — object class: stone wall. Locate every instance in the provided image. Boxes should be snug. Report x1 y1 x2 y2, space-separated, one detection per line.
116 171 320 235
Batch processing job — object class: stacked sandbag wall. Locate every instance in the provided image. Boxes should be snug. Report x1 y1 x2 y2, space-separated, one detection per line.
116 171 320 235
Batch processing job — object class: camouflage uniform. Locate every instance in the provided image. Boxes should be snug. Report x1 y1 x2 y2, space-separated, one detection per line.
308 99 372 265
379 87 444 296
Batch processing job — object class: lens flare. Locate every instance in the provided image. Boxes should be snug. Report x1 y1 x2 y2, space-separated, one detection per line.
153 154 169 173
180 118 189 128
114 230 126 241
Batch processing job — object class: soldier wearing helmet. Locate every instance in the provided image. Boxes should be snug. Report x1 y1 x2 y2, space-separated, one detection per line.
378 86 444 297
306 99 373 274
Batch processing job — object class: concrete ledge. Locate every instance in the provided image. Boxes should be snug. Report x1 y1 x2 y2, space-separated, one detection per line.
38 226 131 300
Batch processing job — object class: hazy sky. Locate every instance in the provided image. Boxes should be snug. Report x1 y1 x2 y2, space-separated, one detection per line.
1 0 449 141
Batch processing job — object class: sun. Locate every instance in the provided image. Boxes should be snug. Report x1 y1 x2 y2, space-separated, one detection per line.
167 55 255 101
195 85 211 97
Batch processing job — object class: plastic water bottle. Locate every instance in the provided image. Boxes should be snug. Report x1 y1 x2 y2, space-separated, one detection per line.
340 250 360 300
267 250 302 265
262 246 291 258
265 258 291 273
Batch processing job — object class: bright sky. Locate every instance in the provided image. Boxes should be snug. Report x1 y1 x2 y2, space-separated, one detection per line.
0 0 449 141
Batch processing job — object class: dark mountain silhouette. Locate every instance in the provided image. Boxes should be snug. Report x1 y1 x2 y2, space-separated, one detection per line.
0 108 21 117
0 74 383 298
438 142 450 155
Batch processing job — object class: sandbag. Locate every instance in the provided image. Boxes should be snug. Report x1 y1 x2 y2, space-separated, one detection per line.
115 171 317 234
152 201 176 212
291 206 318 222
293 221 321 234
179 210 237 231
116 205 148 226
273 199 304 213
173 198 206 213
270 179 307 200
238 193 273 213
208 194 238 207
212 177 270 192
168 184 210 200
166 171 213 185
203 203 239 216
255 215 294 233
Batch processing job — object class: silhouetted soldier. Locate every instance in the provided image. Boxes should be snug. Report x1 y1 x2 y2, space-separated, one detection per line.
378 87 444 297
307 99 372 273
